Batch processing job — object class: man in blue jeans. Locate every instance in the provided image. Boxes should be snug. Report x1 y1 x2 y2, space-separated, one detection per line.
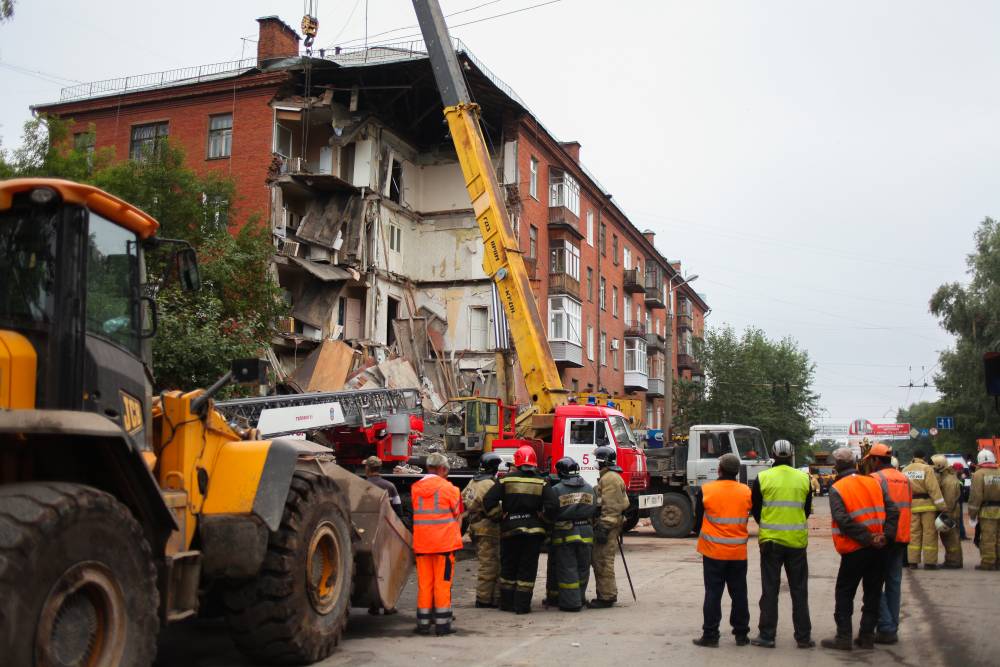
868 444 911 645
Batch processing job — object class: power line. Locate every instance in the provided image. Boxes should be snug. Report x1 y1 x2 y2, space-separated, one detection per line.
0 61 82 86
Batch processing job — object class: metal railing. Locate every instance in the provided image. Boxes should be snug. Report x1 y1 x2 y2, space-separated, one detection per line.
59 58 260 102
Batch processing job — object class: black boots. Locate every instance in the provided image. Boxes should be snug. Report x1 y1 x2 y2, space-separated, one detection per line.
691 636 719 648
821 635 852 651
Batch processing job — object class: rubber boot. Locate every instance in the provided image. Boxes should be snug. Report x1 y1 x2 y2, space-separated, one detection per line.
854 634 875 650
691 635 719 648
499 589 515 612
435 622 456 636
587 598 616 609
821 635 853 651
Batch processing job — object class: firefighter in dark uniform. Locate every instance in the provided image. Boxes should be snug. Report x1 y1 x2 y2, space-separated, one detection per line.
461 453 503 608
544 457 598 611
483 445 555 614
543 467 562 608
590 445 629 608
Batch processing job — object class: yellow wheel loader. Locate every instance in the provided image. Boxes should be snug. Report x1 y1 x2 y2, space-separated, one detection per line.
0 179 412 666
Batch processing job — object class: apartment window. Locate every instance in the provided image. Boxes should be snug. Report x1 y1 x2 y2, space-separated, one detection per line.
73 131 95 167
623 247 631 271
548 296 582 345
587 325 595 361
599 277 607 311
528 225 538 259
388 222 402 252
612 339 619 370
469 305 489 351
612 234 619 265
129 122 168 162
599 223 607 255
549 169 580 216
600 331 607 366
529 157 539 199
586 267 594 302
586 210 594 246
636 258 642 277
623 296 631 325
625 338 648 374
204 195 229 228
207 113 232 159
388 159 404 204
274 123 293 158
612 286 619 317
550 239 580 279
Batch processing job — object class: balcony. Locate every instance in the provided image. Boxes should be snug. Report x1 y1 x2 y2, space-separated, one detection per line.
623 268 644 294
548 271 580 301
647 377 666 397
677 313 693 331
523 256 538 278
624 321 646 339
550 340 583 367
548 207 584 240
645 278 665 309
645 331 665 351
624 370 648 392
677 353 702 375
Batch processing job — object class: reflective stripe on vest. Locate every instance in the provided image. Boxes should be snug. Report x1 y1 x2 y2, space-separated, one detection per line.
873 468 911 543
697 479 752 560
757 465 811 548
831 474 886 555
411 477 464 554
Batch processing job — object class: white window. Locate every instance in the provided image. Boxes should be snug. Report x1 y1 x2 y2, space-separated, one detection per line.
274 123 293 158
600 332 607 366
548 296 582 345
612 287 618 317
625 337 648 374
549 169 580 216
529 157 539 199
586 210 594 246
612 339 619 370
469 306 489 351
623 296 631 325
636 258 642 278
587 325 595 361
599 277 606 311
623 247 631 271
388 222 402 252
549 239 580 280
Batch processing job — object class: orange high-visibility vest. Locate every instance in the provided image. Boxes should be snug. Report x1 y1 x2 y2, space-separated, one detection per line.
872 467 911 544
697 479 752 560
831 473 886 554
411 474 464 554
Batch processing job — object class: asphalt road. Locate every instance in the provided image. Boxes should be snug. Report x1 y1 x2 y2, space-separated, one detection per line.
156 497 996 666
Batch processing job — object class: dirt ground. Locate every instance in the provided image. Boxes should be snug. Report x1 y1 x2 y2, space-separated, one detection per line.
156 496 996 666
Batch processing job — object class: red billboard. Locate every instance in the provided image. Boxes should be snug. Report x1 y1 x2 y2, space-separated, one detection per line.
849 419 911 437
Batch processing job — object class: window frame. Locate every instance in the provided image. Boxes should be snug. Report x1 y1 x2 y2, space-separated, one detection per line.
129 121 169 163
586 210 594 246
547 295 582 345
549 239 581 280
528 225 538 259
529 157 539 199
624 337 648 374
207 113 233 160
548 169 581 216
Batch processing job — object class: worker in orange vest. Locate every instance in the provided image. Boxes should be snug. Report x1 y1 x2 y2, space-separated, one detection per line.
866 443 911 645
411 452 464 636
822 448 899 652
692 453 753 648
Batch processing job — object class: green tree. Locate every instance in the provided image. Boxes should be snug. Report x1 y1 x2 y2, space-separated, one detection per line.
928 217 1000 455
673 325 818 448
895 401 964 456
1 115 285 391
1 0 15 23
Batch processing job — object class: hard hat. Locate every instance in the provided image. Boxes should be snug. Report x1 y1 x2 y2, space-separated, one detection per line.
594 446 617 467
555 457 580 478
718 453 741 476
772 440 793 458
952 462 965 472
513 445 537 468
866 443 892 459
931 454 948 471
935 513 957 533
479 452 503 474
978 449 997 465
891 456 899 469
363 455 382 470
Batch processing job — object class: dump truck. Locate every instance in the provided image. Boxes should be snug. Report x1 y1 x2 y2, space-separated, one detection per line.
0 179 411 665
642 424 772 536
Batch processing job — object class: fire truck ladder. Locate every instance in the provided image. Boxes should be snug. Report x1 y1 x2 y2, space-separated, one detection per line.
215 388 421 438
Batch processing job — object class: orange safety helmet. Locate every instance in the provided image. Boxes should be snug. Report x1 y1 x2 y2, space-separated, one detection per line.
866 442 892 459
513 445 538 468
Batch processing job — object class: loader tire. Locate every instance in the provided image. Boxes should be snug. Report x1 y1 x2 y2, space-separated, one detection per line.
226 472 354 664
0 482 159 667
650 492 694 538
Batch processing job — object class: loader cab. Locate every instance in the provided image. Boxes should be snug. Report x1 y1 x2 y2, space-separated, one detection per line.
0 179 194 450
441 396 517 461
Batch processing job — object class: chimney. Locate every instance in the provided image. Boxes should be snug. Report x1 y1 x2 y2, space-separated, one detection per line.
643 228 656 245
560 141 581 163
257 16 301 65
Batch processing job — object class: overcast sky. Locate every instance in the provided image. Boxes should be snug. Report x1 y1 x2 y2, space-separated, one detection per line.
3 0 996 421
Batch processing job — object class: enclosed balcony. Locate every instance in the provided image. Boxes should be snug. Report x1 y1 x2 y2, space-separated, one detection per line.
647 352 666 396
548 169 583 239
548 239 581 301
623 268 644 294
676 312 693 331
624 337 648 392
548 295 583 368
647 377 666 397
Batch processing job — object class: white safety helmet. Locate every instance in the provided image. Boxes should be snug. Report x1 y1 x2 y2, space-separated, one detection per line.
935 513 957 533
891 456 899 469
978 449 997 465
772 439 794 459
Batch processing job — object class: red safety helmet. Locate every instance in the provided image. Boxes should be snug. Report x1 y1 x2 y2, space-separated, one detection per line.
513 445 537 468
953 462 964 471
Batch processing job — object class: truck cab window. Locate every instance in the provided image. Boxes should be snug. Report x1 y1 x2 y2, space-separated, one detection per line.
569 419 596 445
86 212 139 354
700 433 723 458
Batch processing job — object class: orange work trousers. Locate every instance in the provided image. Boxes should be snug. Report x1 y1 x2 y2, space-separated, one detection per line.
416 552 455 629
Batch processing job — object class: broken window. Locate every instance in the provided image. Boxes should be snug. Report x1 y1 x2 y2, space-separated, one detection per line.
207 113 232 159
129 122 168 162
549 239 580 280
548 295 581 345
274 123 293 159
389 159 403 204
549 169 580 216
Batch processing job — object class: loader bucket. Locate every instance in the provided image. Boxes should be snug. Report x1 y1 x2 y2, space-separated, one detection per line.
322 464 413 610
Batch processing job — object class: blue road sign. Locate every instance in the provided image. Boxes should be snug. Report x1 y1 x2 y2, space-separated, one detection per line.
936 416 955 430
919 428 931 437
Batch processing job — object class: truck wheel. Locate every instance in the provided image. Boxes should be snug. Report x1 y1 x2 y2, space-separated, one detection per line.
650 493 694 538
622 508 640 532
226 472 354 664
0 482 159 667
